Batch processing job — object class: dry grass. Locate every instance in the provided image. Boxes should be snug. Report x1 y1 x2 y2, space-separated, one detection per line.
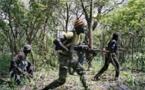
1 63 145 90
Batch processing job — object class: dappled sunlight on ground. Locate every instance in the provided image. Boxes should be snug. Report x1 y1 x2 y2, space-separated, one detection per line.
0 65 145 90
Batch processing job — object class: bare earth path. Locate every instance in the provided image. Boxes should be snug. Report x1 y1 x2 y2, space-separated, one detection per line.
20 69 145 90
0 68 145 90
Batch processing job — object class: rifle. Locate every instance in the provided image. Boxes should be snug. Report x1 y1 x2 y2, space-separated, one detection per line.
74 44 126 63
74 45 105 55
74 44 125 53
13 65 33 78
73 45 100 64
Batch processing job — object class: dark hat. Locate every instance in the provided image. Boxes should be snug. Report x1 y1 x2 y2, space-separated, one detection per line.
113 32 119 38
23 44 32 51
112 32 119 41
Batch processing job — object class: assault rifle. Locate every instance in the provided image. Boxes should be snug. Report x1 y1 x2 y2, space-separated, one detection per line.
74 44 125 54
74 45 105 54
73 45 102 66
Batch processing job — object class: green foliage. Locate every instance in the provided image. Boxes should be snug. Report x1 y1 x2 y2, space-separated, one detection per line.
121 52 145 71
101 0 145 34
90 56 104 74
0 53 11 74
123 72 137 87
133 52 145 71
0 0 145 89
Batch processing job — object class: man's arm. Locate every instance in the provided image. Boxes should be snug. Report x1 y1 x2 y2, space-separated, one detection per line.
53 35 69 52
10 60 24 73
10 60 32 77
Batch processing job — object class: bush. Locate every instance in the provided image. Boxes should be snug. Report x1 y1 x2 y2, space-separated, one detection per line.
0 52 11 74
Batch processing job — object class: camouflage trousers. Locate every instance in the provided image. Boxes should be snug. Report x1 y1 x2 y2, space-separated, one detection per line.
10 62 34 85
42 54 88 90
94 53 120 79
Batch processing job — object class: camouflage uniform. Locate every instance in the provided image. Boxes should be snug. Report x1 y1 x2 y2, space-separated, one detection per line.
9 45 33 84
42 20 88 90
42 54 87 89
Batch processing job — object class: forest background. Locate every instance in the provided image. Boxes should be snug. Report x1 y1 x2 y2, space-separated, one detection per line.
0 0 145 90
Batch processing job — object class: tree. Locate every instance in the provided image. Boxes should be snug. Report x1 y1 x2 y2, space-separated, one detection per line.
100 0 145 70
79 0 125 68
0 0 28 56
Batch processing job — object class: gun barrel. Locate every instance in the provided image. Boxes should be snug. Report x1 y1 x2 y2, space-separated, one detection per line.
89 49 109 53
88 49 103 52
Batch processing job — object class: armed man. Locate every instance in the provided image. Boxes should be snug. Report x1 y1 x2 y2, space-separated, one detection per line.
92 32 120 80
9 44 34 84
41 20 89 90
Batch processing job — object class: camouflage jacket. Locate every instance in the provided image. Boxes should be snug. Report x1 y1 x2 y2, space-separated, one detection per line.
9 51 33 75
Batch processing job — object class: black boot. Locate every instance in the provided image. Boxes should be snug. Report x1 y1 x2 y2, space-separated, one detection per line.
41 86 49 90
92 74 101 81
41 79 65 90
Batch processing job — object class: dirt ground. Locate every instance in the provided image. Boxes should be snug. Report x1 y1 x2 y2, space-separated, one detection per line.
0 67 145 90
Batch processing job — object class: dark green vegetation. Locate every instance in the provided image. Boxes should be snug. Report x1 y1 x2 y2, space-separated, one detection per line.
0 0 145 90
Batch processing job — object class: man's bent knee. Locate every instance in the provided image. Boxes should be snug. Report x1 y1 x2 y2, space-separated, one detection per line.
102 66 108 71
